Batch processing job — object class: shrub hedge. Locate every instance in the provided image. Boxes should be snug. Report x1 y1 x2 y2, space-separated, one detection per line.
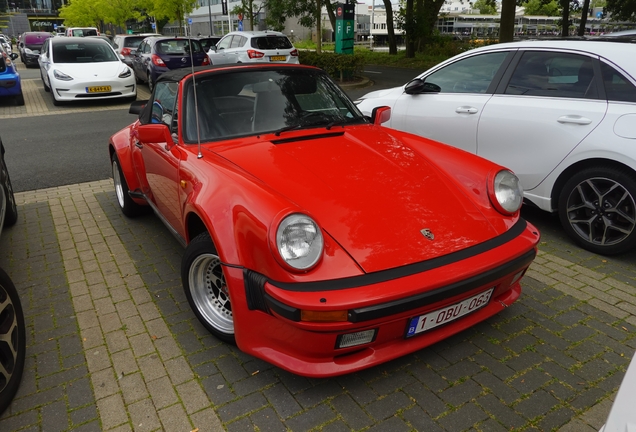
298 51 366 82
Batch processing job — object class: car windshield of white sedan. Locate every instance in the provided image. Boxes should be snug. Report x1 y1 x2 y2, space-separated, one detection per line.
53 43 118 63
183 69 366 142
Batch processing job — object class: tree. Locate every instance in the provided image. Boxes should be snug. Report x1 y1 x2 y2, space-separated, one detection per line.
383 0 397 55
149 0 198 35
578 0 590 35
102 0 144 29
473 0 497 14
231 0 266 30
499 0 516 42
59 0 109 28
523 0 560 16
605 0 636 21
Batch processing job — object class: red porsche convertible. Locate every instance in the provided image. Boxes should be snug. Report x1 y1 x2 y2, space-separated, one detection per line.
109 64 540 377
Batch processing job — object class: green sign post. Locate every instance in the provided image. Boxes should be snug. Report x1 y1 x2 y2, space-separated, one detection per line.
335 2 354 54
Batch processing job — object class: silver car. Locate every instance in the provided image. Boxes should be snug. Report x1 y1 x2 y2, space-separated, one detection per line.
207 30 299 65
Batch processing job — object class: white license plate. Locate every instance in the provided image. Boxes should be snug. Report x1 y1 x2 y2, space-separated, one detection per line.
405 288 494 338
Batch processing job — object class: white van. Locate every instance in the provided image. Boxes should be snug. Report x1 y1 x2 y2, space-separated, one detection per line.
66 27 99 37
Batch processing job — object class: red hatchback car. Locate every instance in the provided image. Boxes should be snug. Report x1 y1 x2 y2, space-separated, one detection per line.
109 64 540 377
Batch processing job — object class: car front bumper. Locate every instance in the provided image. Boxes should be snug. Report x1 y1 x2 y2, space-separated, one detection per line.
51 78 136 101
228 219 540 377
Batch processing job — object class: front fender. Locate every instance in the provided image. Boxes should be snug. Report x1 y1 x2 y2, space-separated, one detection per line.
109 123 144 203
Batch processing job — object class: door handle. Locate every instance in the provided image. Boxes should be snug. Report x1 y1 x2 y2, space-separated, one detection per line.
455 106 478 114
557 115 592 125
134 139 142 149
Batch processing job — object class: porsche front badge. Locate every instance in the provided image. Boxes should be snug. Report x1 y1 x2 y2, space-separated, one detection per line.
420 228 434 240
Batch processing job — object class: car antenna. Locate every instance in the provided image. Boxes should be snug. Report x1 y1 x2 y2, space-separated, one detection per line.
188 34 203 159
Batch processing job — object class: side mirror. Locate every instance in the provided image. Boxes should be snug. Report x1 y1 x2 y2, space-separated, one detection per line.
209 45 217 52
10 53 18 61
129 49 137 56
371 106 391 125
404 78 441 95
129 100 147 115
138 124 171 143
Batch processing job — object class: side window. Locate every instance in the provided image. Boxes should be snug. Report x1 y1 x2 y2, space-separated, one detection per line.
505 51 599 99
425 52 508 94
230 36 243 49
600 62 636 103
217 36 232 50
151 82 179 130
143 42 151 54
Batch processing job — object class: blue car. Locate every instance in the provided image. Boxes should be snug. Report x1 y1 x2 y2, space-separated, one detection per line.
130 37 209 92
0 45 24 106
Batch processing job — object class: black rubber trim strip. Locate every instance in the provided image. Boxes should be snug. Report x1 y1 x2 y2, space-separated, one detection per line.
348 248 536 323
271 131 345 145
267 219 529 292
265 294 301 321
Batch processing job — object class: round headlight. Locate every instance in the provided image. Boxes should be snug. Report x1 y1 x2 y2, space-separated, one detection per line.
276 214 324 270
492 170 523 214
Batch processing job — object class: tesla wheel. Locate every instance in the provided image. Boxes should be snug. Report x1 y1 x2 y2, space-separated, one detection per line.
182 232 235 344
41 72 50 92
50 87 61 106
111 153 145 217
0 267 26 415
1 150 17 227
558 166 636 255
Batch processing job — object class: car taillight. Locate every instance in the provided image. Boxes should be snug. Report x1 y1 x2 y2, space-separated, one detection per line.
151 54 166 66
201 56 210 66
121 48 131 56
290 49 298 57
247 50 264 59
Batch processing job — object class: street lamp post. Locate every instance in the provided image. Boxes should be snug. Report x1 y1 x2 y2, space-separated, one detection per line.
208 0 213 35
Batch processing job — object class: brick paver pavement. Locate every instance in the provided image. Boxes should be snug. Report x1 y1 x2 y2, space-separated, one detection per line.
0 180 635 431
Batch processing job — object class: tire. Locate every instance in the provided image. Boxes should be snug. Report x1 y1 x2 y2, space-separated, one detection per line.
111 153 145 217
1 150 18 227
50 87 61 106
14 93 24 106
558 165 636 255
182 232 235 344
41 72 50 92
147 75 155 93
0 267 26 416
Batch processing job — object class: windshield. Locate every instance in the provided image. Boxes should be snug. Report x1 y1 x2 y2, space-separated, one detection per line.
52 42 118 63
183 69 366 142
156 39 203 55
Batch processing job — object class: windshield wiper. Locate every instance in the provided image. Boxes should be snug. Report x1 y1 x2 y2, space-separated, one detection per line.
274 124 303 136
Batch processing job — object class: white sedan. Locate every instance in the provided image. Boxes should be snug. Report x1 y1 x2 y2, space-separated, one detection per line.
38 37 136 106
356 40 636 256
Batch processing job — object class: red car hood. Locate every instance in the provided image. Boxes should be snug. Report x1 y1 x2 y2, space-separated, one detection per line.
217 128 499 273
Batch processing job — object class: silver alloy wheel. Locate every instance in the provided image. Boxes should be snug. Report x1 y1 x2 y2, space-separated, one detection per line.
0 282 19 393
565 177 636 246
112 159 125 209
188 253 233 335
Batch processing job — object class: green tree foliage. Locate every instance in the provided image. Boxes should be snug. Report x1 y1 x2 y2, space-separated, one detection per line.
473 0 497 14
59 0 109 27
397 0 446 58
523 0 560 15
605 0 636 21
149 0 198 34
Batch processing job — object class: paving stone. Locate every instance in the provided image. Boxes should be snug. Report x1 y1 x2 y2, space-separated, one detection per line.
537 407 576 431
147 376 179 410
91 369 119 401
510 369 552 394
365 415 412 432
365 391 413 421
477 394 526 430
264 383 303 419
70 405 98 427
408 363 450 393
294 381 343 409
217 392 268 422
437 402 489 431
514 390 559 420
96 394 128 430
225 417 253 432
284 404 336 431
157 404 192 432
401 405 443 431
120 372 149 404
369 370 416 395
67 376 95 409
138 353 167 382
331 394 373 430
190 408 224 432
471 352 516 381
473 371 520 405
504 351 544 372
201 374 236 406
440 361 482 382
176 380 211 414
574 358 615 382
439 379 483 406
41 399 69 432
249 407 287 432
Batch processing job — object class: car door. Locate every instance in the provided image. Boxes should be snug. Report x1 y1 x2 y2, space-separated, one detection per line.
209 35 233 65
38 39 51 87
477 50 607 191
131 40 146 76
391 50 513 154
135 81 184 235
